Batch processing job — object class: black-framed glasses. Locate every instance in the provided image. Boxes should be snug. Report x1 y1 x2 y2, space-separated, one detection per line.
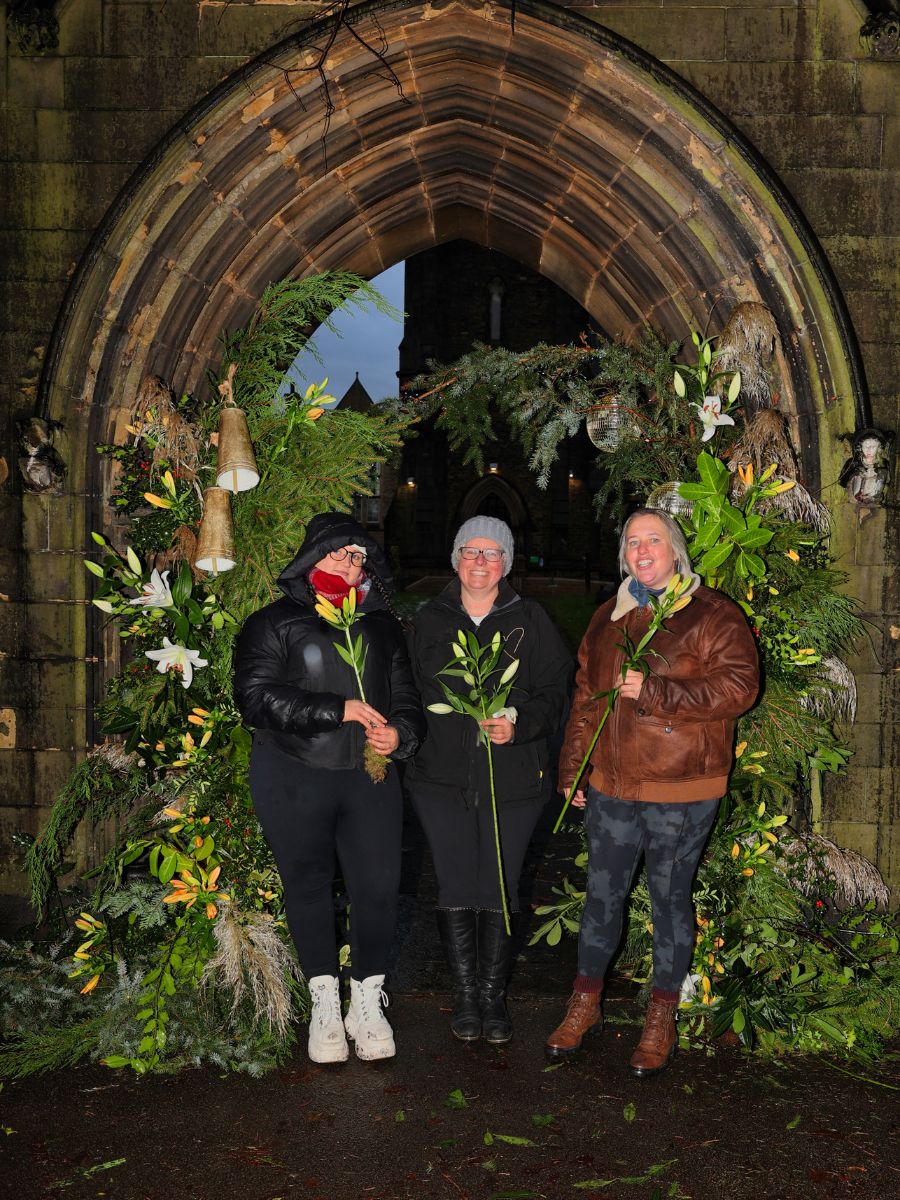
329 548 366 567
459 546 504 563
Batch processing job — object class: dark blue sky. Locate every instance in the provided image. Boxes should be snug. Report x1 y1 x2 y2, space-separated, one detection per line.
284 262 405 405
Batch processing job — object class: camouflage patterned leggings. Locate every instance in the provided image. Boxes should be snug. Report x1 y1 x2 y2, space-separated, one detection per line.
578 789 719 992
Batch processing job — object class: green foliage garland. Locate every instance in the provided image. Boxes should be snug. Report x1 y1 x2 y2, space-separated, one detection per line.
411 328 897 1060
11 289 895 1075
8 273 406 1077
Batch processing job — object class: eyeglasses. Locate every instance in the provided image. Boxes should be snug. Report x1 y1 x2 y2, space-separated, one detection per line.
459 546 504 563
329 548 366 567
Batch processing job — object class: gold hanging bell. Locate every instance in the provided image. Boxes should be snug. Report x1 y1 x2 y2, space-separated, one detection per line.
216 406 259 492
194 487 236 575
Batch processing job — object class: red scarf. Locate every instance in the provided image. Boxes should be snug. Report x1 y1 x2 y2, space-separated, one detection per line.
308 567 371 606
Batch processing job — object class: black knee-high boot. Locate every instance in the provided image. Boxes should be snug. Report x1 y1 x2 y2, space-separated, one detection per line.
436 909 481 1041
477 910 513 1045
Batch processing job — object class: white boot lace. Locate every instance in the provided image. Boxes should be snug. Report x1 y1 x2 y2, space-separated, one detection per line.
346 975 395 1058
358 980 390 1026
309 977 344 1042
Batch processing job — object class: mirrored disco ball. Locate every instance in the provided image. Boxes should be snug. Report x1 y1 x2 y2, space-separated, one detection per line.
586 395 626 451
646 481 694 518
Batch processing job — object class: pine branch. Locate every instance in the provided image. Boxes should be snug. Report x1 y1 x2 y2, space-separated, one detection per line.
215 274 402 422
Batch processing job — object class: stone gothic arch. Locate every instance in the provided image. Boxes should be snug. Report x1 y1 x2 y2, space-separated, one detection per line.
459 476 530 534
32 0 872 771
41 0 865 503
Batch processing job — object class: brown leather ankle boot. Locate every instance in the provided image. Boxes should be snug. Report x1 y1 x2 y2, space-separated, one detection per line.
629 996 678 1077
544 991 602 1059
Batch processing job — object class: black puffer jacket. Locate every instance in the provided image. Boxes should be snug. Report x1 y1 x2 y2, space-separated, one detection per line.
234 514 425 769
406 578 573 806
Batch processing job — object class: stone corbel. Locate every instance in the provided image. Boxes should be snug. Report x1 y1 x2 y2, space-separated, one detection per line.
839 427 895 523
860 8 900 60
18 417 67 494
7 0 59 55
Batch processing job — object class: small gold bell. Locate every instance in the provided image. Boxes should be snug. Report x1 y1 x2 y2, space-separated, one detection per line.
194 487 236 575
216 407 259 492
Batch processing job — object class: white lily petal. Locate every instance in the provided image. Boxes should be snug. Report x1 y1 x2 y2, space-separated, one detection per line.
129 568 173 608
144 638 207 689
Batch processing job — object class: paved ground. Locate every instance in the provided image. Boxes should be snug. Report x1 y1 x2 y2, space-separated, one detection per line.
4 987 899 1200
3 803 899 1200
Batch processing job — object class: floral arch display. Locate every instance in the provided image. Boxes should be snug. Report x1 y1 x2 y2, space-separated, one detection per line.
8 0 896 1078
43 0 864 472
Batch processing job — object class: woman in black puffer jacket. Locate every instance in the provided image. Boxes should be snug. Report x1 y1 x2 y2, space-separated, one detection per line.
234 513 424 1065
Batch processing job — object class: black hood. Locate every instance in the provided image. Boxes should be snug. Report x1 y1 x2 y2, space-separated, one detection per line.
276 512 394 604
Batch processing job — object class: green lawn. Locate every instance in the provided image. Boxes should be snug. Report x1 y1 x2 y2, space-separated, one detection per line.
529 592 599 652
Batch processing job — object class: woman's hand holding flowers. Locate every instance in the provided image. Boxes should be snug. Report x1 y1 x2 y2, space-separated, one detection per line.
619 668 645 700
342 699 398 756
479 715 515 744
366 723 399 755
343 698 386 729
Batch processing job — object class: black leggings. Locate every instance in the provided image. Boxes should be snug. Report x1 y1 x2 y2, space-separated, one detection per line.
249 740 402 979
410 788 545 911
578 789 719 992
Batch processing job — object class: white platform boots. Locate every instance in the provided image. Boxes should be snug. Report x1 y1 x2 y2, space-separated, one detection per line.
307 974 395 1063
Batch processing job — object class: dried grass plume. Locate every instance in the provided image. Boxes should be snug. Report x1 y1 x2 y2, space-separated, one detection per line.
131 376 201 482
202 902 303 1038
718 302 779 412
782 832 890 911
728 409 830 531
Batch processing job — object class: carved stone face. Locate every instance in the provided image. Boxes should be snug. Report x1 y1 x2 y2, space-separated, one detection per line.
859 437 880 467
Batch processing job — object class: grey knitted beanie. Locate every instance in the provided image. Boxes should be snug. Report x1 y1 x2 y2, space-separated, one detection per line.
451 516 515 577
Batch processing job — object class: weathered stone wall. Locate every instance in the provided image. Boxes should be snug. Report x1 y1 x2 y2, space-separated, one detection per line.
0 0 896 920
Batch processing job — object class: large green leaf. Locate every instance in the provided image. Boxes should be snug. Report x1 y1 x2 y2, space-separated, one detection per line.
732 527 774 549
334 643 356 668
697 451 728 495
677 481 712 501
171 562 192 608
700 541 735 571
692 517 723 551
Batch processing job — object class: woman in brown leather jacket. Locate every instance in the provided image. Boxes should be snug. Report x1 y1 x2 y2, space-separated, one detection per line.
545 509 759 1076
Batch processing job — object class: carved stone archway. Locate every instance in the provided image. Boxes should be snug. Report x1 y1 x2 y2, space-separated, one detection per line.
459 476 530 535
35 0 868 766
42 0 865 498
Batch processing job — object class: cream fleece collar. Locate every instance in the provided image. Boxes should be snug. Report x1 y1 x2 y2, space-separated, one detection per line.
611 572 701 621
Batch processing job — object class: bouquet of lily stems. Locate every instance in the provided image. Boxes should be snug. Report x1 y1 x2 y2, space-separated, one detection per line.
314 588 391 783
553 574 694 832
427 630 520 934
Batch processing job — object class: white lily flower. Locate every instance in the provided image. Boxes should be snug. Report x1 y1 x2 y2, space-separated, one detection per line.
694 394 735 443
129 568 173 608
144 638 208 688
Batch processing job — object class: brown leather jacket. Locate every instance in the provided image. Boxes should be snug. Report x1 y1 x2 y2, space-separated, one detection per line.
559 580 760 803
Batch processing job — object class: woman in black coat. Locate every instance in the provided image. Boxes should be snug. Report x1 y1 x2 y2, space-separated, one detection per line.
406 516 572 1044
234 513 424 1064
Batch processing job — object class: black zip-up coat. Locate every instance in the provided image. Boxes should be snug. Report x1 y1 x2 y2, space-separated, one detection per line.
405 578 573 806
233 514 425 769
